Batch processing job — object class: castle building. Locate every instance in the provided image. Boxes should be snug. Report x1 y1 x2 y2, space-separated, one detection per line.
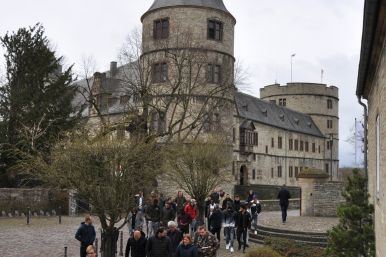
77 0 340 192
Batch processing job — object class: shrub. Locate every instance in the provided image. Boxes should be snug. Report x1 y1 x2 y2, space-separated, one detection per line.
244 247 283 257
264 237 327 257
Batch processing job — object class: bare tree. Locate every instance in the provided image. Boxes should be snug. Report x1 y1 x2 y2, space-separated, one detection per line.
19 132 162 257
164 134 233 224
118 28 235 142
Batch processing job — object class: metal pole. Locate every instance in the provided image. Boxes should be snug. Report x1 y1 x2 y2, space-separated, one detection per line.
64 245 68 257
59 206 62 224
119 231 123 256
27 207 30 225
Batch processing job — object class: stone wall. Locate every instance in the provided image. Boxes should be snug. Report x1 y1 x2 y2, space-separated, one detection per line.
260 199 300 211
234 184 301 200
0 188 68 215
312 181 345 217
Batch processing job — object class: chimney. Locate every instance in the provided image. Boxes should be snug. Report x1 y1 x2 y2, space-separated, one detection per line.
110 61 117 77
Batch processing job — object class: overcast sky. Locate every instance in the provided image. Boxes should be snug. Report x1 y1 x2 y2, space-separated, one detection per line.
0 0 365 167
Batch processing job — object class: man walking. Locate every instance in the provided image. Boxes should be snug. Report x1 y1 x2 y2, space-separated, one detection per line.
146 227 172 257
277 184 291 224
235 205 251 253
193 225 219 257
167 221 183 257
75 215 96 257
125 230 147 257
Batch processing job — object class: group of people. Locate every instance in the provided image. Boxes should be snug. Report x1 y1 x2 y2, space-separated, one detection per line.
74 186 291 257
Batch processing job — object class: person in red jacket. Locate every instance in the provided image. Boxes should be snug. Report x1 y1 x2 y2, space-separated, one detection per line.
184 199 198 235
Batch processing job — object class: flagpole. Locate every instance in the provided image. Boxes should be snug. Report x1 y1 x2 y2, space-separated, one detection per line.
291 54 296 82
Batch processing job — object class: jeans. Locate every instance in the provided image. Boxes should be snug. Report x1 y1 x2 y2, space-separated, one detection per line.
251 214 258 230
224 226 235 248
280 204 288 222
190 219 198 235
237 227 248 250
151 221 159 237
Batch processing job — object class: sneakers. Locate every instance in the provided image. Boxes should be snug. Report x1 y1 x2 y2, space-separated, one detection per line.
226 243 230 250
230 247 234 253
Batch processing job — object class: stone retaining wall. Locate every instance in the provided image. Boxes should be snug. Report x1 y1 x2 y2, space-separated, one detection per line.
0 188 68 215
313 181 345 217
260 198 300 212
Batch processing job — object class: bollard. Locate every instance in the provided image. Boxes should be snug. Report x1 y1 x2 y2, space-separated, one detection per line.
59 206 62 224
64 245 67 257
27 207 30 225
119 231 123 256
95 238 98 257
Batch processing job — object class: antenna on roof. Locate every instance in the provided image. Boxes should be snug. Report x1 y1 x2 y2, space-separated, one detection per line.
321 69 324 83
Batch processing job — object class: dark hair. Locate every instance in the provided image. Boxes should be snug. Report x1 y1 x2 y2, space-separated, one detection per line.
156 227 166 235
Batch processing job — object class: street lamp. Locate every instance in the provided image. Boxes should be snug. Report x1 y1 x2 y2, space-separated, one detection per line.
291 53 296 82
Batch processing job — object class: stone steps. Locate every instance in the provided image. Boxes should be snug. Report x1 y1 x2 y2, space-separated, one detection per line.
249 225 328 247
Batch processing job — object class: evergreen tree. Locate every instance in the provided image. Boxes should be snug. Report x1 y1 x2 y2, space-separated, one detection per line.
326 169 375 257
0 23 80 186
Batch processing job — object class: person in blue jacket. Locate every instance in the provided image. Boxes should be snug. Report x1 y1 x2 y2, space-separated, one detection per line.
75 215 96 257
176 234 198 257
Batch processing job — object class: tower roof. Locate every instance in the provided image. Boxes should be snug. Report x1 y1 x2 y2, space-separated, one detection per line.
142 0 233 21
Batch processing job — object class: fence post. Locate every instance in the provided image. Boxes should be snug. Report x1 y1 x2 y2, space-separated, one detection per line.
64 245 67 257
27 207 30 225
119 230 123 256
95 238 98 257
59 206 62 224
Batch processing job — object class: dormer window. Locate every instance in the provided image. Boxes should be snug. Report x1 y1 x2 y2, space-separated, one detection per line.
261 108 267 117
154 18 169 39
294 118 299 125
208 19 223 41
279 114 285 121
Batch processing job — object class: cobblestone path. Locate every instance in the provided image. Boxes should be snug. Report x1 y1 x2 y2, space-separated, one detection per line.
0 216 259 257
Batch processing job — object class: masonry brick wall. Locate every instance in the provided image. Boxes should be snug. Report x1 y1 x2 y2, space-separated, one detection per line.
312 181 345 217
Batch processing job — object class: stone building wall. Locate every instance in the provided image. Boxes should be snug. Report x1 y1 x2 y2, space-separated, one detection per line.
312 181 345 217
366 36 386 257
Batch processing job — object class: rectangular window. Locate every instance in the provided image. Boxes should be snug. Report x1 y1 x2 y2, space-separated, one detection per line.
289 166 293 178
152 62 168 83
305 141 309 152
318 145 321 153
312 142 316 153
271 168 274 178
265 145 268 154
325 163 329 173
327 99 333 109
295 167 299 178
289 139 293 150
279 98 286 106
300 140 304 151
154 18 169 39
232 128 236 143
376 115 380 198
327 141 330 150
252 169 256 180
327 120 333 129
278 136 283 149
207 64 221 84
271 138 274 148
120 95 130 105
294 139 299 151
208 20 223 41
278 166 282 178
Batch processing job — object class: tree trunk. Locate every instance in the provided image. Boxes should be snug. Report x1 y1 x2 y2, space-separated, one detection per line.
197 199 206 226
101 228 119 257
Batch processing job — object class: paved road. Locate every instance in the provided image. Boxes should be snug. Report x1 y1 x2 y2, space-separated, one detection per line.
0 216 259 257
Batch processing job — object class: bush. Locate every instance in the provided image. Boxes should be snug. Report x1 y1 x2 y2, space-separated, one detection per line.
244 247 283 257
264 237 327 257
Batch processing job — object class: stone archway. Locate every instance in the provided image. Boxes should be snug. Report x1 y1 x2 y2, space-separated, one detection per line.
240 165 248 185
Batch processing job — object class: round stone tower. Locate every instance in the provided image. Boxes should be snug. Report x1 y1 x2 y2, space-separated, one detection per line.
140 0 236 194
260 83 339 180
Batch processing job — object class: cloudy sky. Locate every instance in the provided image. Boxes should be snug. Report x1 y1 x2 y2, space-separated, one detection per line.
0 0 365 167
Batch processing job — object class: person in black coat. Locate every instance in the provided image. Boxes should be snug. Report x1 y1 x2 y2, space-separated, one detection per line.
75 215 96 257
235 205 251 253
125 230 147 257
166 221 183 257
146 227 172 257
208 205 223 241
277 184 291 224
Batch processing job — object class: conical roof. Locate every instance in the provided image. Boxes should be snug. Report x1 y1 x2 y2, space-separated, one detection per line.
142 0 233 21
